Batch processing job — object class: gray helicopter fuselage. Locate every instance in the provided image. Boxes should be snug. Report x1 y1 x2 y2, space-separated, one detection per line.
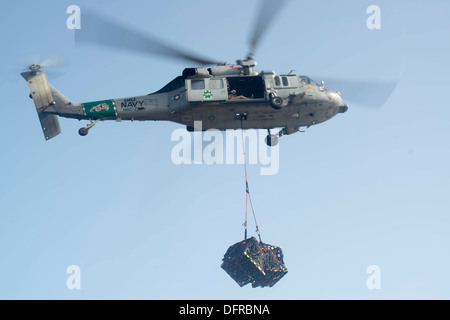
22 63 348 140
104 65 346 132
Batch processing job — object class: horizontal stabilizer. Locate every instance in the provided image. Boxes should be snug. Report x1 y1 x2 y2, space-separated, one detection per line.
37 113 61 140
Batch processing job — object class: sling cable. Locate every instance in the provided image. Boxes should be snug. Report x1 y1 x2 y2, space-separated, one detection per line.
238 114 261 243
220 113 288 288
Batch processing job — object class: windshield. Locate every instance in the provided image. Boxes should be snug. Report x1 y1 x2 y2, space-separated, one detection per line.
299 76 317 86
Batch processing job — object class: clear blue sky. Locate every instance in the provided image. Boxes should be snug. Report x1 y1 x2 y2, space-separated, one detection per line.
0 0 449 299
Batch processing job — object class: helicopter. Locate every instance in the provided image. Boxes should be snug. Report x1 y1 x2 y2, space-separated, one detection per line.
21 1 353 146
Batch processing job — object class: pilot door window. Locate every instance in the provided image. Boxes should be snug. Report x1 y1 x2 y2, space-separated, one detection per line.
274 76 292 87
274 76 281 86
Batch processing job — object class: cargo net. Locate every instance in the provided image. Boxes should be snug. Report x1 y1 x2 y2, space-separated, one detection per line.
221 237 288 288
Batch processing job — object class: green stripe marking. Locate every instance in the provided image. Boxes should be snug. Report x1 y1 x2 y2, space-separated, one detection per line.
82 99 117 118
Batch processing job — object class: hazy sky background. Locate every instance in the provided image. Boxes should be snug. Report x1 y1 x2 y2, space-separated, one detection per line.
0 0 449 299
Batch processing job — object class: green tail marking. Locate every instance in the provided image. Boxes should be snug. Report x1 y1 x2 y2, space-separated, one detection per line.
82 100 117 119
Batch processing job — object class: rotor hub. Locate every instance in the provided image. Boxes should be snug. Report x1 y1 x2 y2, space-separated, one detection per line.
29 64 43 72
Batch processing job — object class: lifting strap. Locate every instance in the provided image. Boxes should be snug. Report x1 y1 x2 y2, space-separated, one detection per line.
239 115 261 243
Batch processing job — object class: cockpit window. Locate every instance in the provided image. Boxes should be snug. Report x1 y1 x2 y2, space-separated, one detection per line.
274 75 298 87
299 76 317 86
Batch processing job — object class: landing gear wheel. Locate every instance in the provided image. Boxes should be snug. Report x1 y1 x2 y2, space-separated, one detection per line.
78 119 101 137
78 127 89 136
270 96 284 110
265 134 279 147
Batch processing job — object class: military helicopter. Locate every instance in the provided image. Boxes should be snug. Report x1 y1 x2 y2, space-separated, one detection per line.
22 1 387 146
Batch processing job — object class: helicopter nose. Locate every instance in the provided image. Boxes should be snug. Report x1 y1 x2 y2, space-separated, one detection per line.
334 94 348 113
325 88 348 113
338 104 349 113
333 91 348 113
336 94 348 113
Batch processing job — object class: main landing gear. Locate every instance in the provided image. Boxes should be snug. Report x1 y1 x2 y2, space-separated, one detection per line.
265 129 279 147
236 114 302 147
269 93 289 110
236 113 280 147
265 127 302 147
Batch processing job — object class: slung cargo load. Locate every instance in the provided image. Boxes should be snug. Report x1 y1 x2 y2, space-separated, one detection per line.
221 237 287 288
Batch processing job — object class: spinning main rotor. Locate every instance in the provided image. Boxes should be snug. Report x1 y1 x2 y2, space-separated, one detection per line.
75 0 289 68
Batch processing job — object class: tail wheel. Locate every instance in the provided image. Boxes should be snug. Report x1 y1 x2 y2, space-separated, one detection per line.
78 127 89 136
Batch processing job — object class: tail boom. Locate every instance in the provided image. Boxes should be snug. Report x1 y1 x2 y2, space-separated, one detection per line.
22 70 85 140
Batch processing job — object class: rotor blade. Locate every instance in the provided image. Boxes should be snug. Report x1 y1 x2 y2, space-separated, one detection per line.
1 54 69 84
40 55 70 68
248 0 289 57
318 78 400 108
75 11 222 66
17 53 41 66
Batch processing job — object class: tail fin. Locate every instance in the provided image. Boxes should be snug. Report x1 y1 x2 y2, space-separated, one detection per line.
21 70 61 140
